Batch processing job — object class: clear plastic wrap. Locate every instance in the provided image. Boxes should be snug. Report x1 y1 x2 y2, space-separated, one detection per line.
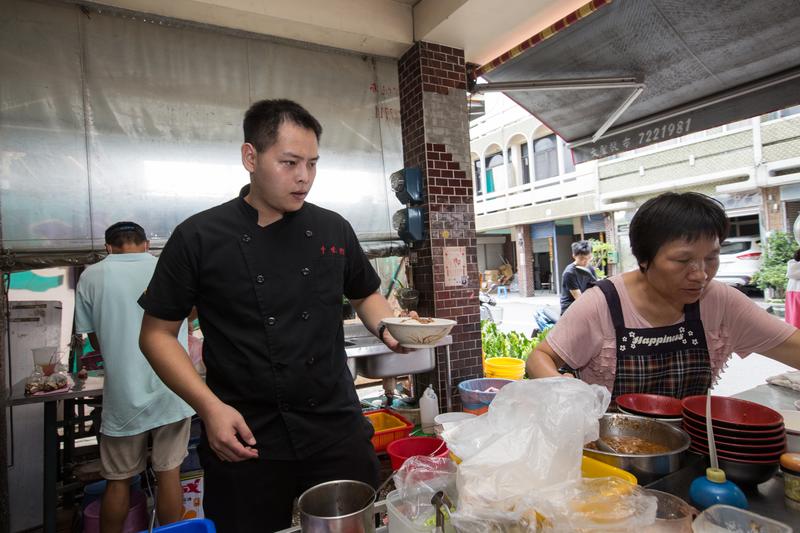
392 456 458 527
442 377 612 531
532 477 657 532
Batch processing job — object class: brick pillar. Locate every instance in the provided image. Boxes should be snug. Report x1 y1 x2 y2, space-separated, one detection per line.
515 225 535 296
398 42 481 411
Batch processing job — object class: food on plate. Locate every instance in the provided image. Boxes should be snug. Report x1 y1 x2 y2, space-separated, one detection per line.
402 316 435 324
586 436 669 454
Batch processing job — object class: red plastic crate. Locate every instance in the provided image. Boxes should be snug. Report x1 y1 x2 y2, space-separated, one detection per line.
364 409 413 452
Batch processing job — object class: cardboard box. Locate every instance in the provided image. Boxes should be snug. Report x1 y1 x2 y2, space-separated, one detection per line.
180 470 204 519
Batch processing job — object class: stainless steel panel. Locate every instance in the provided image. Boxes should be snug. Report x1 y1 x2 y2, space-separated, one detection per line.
1 1 403 251
6 301 63 532
355 348 435 379
0 0 92 250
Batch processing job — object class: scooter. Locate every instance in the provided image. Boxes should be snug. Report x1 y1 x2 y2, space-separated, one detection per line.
479 291 501 323
531 306 559 336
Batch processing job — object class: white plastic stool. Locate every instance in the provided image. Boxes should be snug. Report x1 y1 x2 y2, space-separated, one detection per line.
497 286 508 298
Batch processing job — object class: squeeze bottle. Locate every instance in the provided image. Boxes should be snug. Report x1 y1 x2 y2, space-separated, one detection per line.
419 385 440 433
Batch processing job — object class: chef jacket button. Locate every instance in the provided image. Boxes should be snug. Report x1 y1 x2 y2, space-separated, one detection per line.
307 397 318 407
305 230 313 238
241 233 251 243
266 317 276 326
306 357 315 365
301 267 311 276
301 311 310 320
280 403 291 412
256 274 265 284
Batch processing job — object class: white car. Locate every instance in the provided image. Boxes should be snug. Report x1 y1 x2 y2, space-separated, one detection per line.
715 236 762 290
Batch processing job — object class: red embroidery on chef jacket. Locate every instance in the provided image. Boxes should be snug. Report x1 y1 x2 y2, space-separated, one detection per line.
320 244 346 256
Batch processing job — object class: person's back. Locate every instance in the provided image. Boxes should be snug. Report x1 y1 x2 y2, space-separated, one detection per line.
74 222 193 533
77 252 191 433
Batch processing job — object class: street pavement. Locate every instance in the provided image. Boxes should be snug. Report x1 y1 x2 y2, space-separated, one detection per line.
488 290 794 397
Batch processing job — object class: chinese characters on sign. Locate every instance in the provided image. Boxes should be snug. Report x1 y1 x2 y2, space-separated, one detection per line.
572 117 696 163
443 246 468 287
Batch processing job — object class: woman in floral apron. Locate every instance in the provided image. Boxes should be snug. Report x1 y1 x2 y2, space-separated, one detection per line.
527 192 800 399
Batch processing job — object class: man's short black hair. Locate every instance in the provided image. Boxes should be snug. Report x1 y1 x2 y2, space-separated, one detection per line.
571 240 591 256
630 192 729 272
105 221 146 247
243 99 323 152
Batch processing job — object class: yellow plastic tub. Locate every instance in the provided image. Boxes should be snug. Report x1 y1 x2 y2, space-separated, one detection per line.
484 357 525 380
581 455 638 485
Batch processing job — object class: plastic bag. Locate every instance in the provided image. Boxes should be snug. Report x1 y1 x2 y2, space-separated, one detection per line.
532 477 657 532
392 456 458 526
25 364 70 395
443 377 610 526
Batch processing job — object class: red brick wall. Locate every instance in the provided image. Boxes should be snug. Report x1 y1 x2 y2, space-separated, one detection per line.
398 42 481 411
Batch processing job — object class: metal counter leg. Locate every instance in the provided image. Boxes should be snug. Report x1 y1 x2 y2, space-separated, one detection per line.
43 401 57 533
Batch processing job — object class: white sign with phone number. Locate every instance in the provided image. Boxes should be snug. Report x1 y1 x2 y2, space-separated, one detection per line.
581 117 694 160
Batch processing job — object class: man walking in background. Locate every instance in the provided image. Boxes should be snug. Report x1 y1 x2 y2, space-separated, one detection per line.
75 222 194 533
560 240 598 315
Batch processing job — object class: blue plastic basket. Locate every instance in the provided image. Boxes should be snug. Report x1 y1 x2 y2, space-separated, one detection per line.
458 378 513 414
139 519 216 532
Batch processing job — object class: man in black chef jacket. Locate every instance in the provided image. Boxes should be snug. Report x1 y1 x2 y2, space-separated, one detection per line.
138 99 407 532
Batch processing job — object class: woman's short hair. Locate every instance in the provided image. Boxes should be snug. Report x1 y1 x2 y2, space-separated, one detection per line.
630 192 729 272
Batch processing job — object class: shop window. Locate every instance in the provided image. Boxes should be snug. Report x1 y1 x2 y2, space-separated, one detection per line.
562 138 576 174
533 134 558 180
473 160 482 195
520 143 530 184
485 151 503 193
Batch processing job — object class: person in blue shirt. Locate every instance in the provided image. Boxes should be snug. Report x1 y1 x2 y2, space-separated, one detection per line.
560 240 598 315
75 222 194 533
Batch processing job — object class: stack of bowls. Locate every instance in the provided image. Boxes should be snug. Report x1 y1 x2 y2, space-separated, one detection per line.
681 395 786 485
616 393 683 425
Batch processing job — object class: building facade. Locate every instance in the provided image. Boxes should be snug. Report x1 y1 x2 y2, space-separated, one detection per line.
470 92 800 297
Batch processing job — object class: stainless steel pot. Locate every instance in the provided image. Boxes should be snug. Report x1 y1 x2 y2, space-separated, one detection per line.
298 479 376 533
584 414 691 484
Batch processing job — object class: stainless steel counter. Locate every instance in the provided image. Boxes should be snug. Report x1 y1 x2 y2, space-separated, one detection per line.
646 384 800 526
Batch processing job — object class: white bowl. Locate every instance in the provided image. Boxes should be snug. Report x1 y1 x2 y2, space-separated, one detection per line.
380 317 456 348
433 411 476 436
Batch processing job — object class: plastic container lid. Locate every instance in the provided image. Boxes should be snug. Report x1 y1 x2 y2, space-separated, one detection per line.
692 504 791 533
780 452 800 475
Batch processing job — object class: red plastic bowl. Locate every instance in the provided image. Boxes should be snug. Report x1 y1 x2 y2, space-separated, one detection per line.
681 419 786 446
689 440 783 462
685 430 786 455
617 393 683 418
682 421 786 447
385 437 448 471
681 413 785 439
682 396 784 429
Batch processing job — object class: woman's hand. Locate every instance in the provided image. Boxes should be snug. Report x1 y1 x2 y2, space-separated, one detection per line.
201 400 259 462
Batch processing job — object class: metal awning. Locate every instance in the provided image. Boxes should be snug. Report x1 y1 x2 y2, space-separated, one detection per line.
472 0 800 163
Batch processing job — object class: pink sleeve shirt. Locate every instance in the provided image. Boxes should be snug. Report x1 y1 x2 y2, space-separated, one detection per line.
546 275 796 393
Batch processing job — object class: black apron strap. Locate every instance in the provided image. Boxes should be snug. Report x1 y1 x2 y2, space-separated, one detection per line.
684 299 702 321
596 278 626 331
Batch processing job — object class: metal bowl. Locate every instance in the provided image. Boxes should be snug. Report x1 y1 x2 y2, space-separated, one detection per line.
584 414 691 484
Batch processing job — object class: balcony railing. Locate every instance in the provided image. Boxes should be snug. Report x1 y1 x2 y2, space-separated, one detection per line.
474 166 597 216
